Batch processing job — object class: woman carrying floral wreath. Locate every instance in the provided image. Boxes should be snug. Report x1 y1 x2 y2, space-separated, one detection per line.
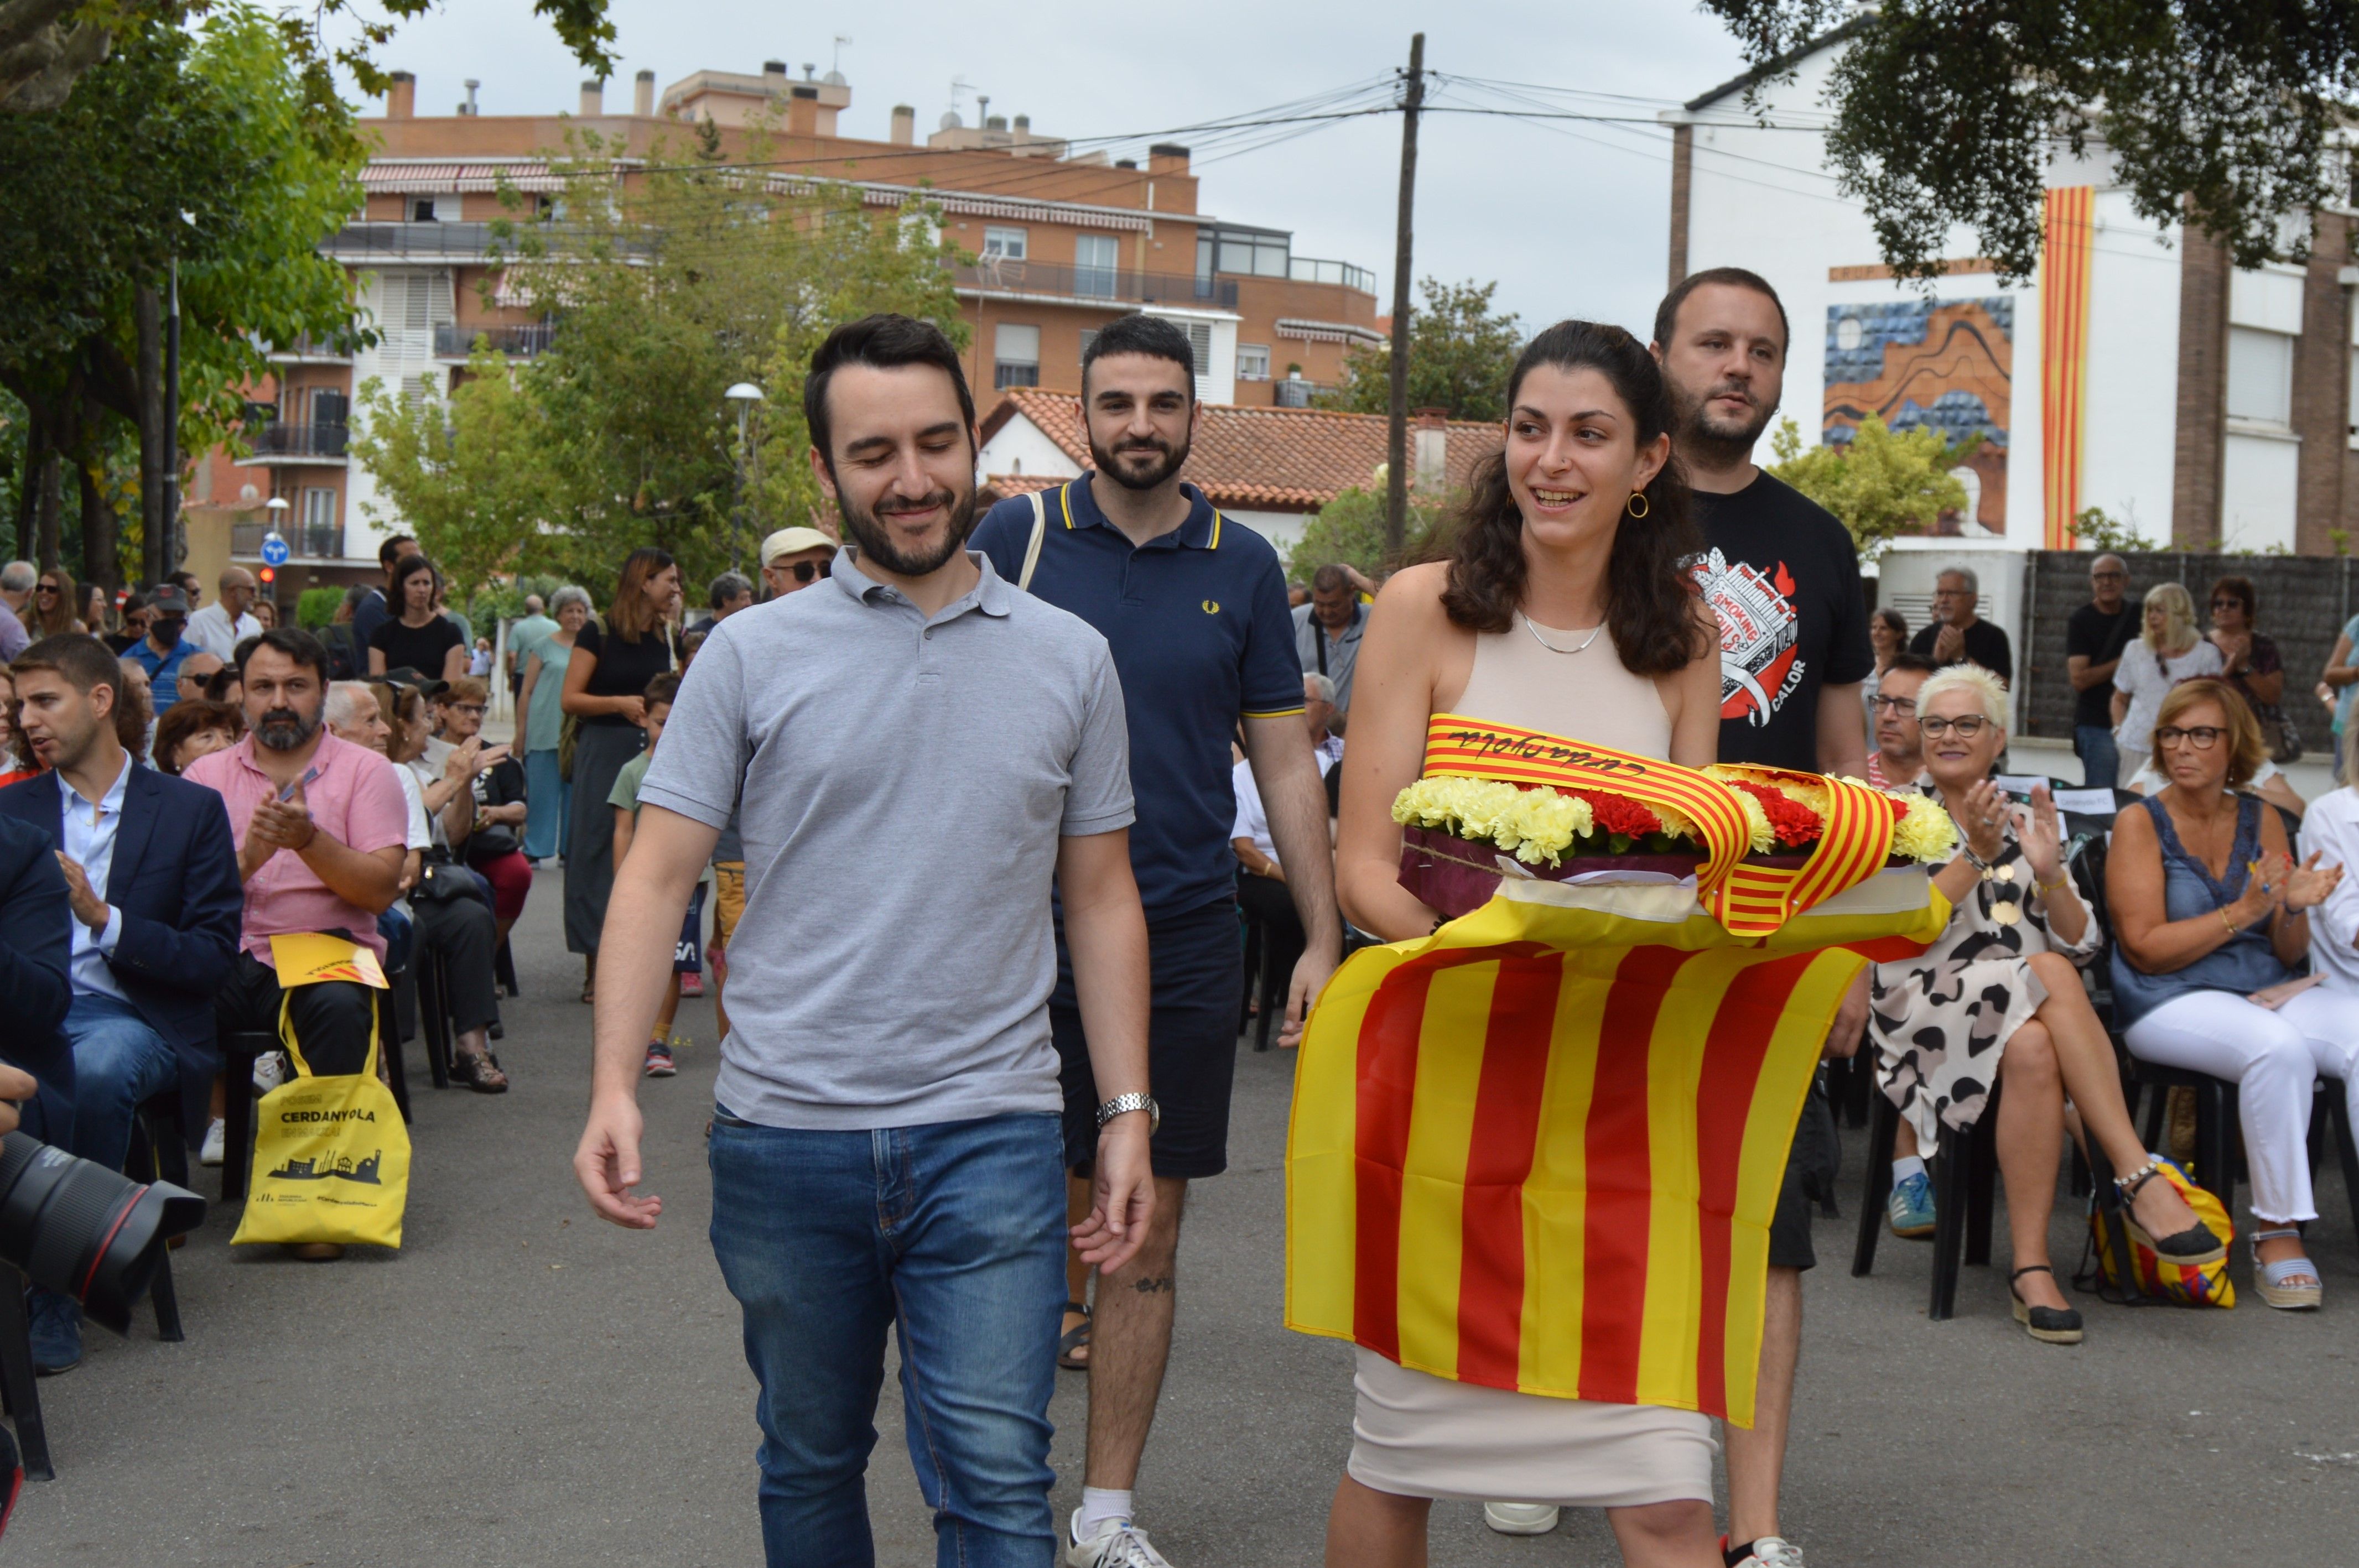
1328 320 1724 1566
1866 664 2210 1342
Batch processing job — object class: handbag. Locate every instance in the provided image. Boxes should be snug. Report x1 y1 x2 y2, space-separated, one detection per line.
2261 705 2304 765
2081 1155 2235 1307
409 857 474 903
231 936 409 1251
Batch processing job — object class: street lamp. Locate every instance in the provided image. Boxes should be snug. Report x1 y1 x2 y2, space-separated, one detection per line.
725 382 764 574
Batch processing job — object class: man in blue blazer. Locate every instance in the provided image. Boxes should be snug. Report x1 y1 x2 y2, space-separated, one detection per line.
2 635 240 1373
0 814 71 1137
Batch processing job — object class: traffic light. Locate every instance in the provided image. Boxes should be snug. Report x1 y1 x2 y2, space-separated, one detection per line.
258 566 276 588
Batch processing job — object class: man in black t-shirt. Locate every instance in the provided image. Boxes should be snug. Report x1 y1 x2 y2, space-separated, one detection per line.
1644 267 1868 1568
2065 553 2137 788
1910 565 2013 683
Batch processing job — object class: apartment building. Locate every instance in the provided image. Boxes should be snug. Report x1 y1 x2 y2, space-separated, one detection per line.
196 61 1383 591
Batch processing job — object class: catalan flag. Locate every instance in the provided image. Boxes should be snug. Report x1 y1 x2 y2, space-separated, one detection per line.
1288 732 1947 1427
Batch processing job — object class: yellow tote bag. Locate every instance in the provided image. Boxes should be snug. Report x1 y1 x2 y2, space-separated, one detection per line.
230 936 409 1251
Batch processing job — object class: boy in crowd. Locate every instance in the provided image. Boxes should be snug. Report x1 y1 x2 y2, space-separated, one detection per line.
607 673 697 1077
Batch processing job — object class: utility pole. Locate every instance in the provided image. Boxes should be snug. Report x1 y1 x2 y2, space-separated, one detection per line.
1383 33 1425 560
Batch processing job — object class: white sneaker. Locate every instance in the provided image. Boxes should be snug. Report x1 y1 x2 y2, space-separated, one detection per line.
1728 1538 1807 1568
199 1118 227 1166
252 1051 288 1093
1483 1502 1561 1535
1064 1508 1172 1567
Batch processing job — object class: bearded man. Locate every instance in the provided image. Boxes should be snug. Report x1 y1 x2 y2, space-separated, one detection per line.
966 311 1340 1567
183 628 409 1263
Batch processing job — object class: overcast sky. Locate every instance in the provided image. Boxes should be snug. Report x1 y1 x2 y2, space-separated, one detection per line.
337 0 1760 339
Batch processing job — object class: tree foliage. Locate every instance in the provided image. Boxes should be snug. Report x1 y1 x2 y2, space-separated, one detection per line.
1767 414 1970 562
1316 278 1521 423
349 343 555 603
2 0 615 114
1701 1 2359 280
368 125 969 601
1281 485 1456 583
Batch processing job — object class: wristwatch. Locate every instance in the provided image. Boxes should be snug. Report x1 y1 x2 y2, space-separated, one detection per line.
1095 1092 1161 1136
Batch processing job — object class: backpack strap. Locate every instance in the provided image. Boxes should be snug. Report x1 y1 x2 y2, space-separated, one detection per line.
1019 488 1049 591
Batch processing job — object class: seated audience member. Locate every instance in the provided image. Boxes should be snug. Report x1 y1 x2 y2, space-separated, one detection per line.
153 699 243 777
345 679 509 1092
2302 725 2359 1002
2108 677 2357 1310
608 671 694 1076
123 584 198 711
1867 665 2208 1341
2123 748 2309 821
0 814 71 1137
1232 673 1343 1001
1865 652 1937 789
182 629 410 1260
1 635 241 1372
0 669 37 786
438 676 531 945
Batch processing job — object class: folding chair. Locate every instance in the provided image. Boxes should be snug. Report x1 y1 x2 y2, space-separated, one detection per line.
1851 1083 2002 1321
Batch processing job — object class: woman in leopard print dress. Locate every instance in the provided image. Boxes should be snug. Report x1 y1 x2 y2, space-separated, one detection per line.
1867 665 2204 1340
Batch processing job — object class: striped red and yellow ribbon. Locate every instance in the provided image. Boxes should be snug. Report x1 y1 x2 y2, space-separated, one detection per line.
1701 764 1898 936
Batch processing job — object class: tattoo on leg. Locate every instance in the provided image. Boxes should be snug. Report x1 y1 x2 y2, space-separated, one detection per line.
1130 1275 1176 1294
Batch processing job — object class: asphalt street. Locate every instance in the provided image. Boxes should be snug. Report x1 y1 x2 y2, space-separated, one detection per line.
7 862 2357 1565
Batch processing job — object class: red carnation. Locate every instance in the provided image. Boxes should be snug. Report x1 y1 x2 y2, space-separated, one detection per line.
1572 789 1664 838
1734 780 1822 847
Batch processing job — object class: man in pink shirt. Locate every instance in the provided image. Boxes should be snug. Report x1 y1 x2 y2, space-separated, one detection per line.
184 629 408 1102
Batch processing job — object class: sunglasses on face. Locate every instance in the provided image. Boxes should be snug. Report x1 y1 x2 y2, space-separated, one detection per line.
1918 715 1990 738
35 584 59 596
2157 725 2226 749
2210 600 2241 611
783 560 822 584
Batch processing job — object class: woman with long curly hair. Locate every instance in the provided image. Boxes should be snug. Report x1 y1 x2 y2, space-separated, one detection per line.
1325 320 1723 1567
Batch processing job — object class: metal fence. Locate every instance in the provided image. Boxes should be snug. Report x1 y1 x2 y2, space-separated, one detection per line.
246 423 349 461
433 321 558 358
2018 550 2358 754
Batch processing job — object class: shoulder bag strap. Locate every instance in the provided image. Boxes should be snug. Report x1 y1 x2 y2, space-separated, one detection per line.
1019 488 1049 591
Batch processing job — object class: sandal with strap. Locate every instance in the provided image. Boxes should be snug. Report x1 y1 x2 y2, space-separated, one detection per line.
2010 1265 2084 1345
455 1049 510 1095
2251 1227 2322 1310
1057 1300 1091 1371
2116 1157 2227 1265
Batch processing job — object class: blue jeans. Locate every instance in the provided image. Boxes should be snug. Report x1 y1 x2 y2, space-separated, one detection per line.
707 1109 1066 1568
523 748 569 861
2074 725 2121 790
63 993 179 1173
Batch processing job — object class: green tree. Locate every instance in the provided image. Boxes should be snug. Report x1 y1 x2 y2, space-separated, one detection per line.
1316 278 1521 423
1282 485 1456 582
349 343 557 603
485 126 967 594
2 0 615 114
1702 2 2359 281
0 7 364 587
1766 414 1971 562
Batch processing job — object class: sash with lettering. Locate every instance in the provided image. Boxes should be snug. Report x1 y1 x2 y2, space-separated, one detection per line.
1286 718 1948 1425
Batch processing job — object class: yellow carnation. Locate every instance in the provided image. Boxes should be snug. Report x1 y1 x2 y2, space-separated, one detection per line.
1730 788 1777 855
1889 791 1958 864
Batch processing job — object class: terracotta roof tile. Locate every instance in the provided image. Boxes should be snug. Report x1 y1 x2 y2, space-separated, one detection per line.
981 388 1500 513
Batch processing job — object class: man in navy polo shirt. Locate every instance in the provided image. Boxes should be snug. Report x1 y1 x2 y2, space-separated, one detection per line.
973 311 1340 1568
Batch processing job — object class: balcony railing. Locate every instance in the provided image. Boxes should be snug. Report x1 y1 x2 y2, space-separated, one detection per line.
1273 378 1329 409
434 321 558 358
260 333 353 362
246 423 349 461
951 257 1238 309
232 521 345 559
321 221 651 262
1287 256 1378 294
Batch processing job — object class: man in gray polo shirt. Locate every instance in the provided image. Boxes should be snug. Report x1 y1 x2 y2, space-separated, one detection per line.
574 315 1156 1568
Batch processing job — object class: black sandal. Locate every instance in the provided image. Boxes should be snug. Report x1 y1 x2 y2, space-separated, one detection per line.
1057 1300 1091 1371
2116 1158 2226 1264
455 1049 510 1095
2010 1265 2083 1345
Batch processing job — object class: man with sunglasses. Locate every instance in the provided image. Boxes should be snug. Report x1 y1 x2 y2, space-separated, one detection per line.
1866 652 1939 788
2066 554 2137 789
758 527 835 601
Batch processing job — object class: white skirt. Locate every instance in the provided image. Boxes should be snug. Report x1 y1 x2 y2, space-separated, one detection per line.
1346 1349 1717 1508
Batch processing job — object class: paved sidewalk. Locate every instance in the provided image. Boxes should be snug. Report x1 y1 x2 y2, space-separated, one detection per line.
7 867 2356 1563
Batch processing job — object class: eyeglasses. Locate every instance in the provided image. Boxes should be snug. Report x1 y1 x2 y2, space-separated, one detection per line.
2156 725 2226 749
1869 695 1918 715
447 703 487 717
1918 715 1991 738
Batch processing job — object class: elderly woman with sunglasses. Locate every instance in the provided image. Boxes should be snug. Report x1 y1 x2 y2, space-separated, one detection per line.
1868 665 2210 1342
2109 678 2355 1309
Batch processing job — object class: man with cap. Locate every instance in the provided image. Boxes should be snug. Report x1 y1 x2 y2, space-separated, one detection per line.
758 527 836 602
123 584 199 712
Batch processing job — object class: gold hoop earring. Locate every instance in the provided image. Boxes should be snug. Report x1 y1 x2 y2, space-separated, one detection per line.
1626 491 1651 519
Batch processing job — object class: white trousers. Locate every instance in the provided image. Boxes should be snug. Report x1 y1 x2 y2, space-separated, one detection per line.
2123 987 2359 1224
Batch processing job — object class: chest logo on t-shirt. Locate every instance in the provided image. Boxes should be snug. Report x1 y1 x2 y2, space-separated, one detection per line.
1202 600 1221 615
1686 548 1805 727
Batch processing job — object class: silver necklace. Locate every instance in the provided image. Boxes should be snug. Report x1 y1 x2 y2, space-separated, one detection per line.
1521 613 1604 655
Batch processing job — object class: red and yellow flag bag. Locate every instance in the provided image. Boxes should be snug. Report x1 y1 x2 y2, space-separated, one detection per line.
1287 722 1948 1425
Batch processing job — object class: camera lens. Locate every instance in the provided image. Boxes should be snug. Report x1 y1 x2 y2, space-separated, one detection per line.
0 1134 205 1335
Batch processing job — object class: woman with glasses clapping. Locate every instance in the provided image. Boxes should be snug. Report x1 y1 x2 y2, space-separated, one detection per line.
2108 678 2356 1310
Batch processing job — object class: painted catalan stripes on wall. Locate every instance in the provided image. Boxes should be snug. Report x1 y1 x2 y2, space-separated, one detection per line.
2041 185 2096 550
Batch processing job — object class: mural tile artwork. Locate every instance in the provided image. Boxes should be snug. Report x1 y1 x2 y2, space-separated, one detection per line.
1822 297 2012 535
